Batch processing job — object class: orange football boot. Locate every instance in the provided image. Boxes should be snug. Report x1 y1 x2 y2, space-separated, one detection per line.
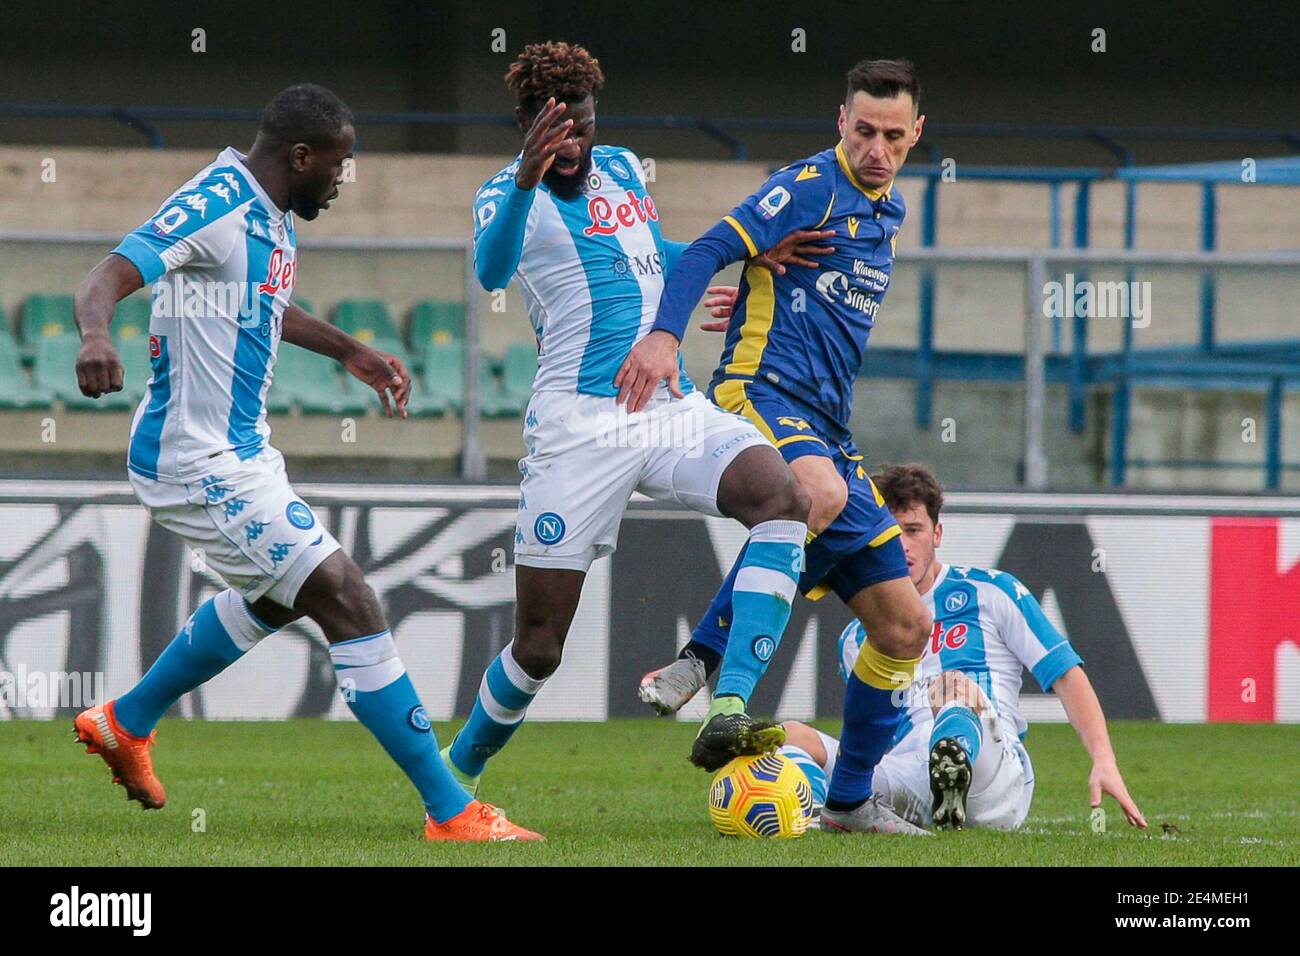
424 801 544 842
73 700 166 810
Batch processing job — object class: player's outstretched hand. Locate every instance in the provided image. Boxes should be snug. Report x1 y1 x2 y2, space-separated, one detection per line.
515 97 576 191
345 345 410 419
752 228 836 275
75 331 124 398
1090 759 1147 829
615 329 682 413
698 285 738 332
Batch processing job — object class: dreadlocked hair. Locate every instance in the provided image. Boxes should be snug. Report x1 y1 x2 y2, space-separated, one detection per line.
504 41 605 113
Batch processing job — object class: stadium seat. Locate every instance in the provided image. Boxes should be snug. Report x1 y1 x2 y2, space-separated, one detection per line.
34 335 133 410
422 342 465 410
479 355 517 417
112 297 152 345
292 296 316 317
408 300 466 352
501 341 539 406
403 375 449 417
21 294 77 346
0 329 53 409
333 299 401 345
421 343 517 417
270 345 370 415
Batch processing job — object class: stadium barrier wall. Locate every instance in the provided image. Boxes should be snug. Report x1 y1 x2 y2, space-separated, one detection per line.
1 481 1296 725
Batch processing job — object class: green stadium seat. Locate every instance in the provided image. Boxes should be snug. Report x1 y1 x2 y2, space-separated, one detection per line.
270 345 370 415
21 294 77 346
481 355 522 417
292 296 316 317
112 297 152 346
34 335 133 410
420 342 518 416
408 300 466 352
502 342 538 405
0 330 53 409
333 299 400 346
403 376 449 417
421 342 464 410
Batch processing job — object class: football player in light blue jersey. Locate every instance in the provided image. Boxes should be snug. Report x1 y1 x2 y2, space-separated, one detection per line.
781 463 1147 832
71 84 539 842
445 43 839 818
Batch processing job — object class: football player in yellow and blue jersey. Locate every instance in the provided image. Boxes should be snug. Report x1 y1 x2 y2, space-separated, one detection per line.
624 60 935 835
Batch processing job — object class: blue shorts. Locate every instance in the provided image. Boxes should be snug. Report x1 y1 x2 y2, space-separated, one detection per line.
710 379 908 602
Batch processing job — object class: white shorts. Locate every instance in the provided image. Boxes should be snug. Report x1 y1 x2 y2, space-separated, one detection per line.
514 389 769 571
128 446 342 607
870 709 1034 830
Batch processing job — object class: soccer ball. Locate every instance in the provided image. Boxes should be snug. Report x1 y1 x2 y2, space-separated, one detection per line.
708 752 814 838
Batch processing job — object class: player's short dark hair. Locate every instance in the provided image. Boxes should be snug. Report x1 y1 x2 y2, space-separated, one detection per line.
845 58 921 112
258 84 354 148
505 41 605 113
872 462 943 525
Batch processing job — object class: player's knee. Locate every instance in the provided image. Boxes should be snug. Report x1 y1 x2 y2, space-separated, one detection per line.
806 474 847 534
903 606 932 657
303 557 385 638
512 625 564 679
723 458 810 527
874 605 931 660
335 574 383 634
763 476 811 524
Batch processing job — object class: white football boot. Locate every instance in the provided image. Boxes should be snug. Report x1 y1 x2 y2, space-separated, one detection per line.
637 657 707 716
821 794 933 836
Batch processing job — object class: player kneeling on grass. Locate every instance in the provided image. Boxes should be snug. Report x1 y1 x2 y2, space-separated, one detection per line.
661 462 1148 832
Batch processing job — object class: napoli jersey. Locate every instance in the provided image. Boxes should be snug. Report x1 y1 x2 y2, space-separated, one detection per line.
839 564 1083 747
473 145 693 398
112 147 298 483
711 143 904 443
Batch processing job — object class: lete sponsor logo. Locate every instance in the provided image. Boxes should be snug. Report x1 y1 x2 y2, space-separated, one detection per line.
583 191 658 236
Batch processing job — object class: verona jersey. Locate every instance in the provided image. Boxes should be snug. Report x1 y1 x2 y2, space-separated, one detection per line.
711 144 904 444
840 564 1083 747
112 147 298 483
473 145 693 398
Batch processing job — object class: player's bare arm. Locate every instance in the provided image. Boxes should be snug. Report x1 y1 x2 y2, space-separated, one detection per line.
1053 665 1148 829
73 253 144 398
281 302 410 418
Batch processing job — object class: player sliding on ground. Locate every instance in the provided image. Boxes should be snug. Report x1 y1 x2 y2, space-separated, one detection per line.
70 84 537 842
628 60 934 833
443 42 838 815
718 463 1146 832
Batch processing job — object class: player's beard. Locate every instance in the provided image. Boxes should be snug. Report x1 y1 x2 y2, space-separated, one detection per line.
543 149 592 201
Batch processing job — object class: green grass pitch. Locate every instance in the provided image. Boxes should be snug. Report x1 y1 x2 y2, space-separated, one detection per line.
2 719 1295 866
